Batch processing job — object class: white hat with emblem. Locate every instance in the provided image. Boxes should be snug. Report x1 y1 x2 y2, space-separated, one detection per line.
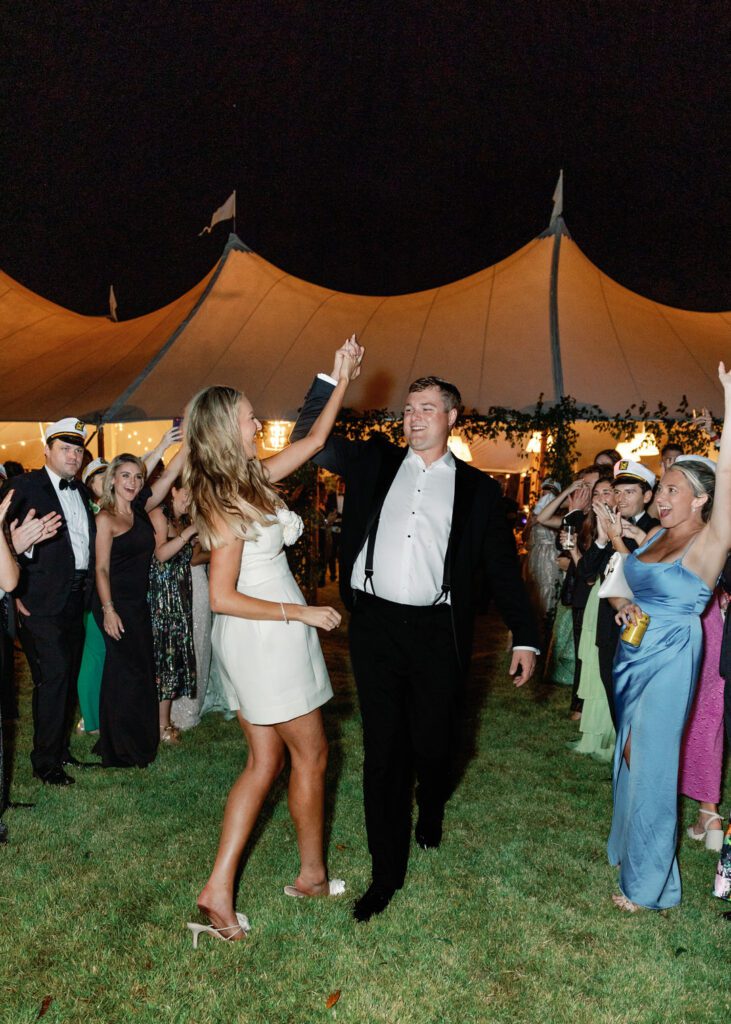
613 459 656 488
44 418 88 445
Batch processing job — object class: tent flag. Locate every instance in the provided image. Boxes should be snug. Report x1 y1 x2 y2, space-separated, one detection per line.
549 169 563 227
199 190 236 235
108 284 118 321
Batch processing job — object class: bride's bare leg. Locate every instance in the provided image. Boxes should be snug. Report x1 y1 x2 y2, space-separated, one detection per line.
276 709 330 894
198 715 285 932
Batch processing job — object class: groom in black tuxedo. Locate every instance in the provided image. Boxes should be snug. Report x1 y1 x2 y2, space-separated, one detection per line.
1 418 96 785
291 362 539 921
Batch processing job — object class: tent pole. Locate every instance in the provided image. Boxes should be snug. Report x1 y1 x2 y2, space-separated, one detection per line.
97 424 105 459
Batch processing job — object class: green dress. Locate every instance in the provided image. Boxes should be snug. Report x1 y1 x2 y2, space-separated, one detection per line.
567 583 615 762
545 598 574 686
76 610 105 732
76 499 104 732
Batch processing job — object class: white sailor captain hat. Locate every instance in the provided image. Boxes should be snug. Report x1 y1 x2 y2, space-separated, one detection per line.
82 457 109 485
674 455 717 474
613 459 656 488
45 418 88 446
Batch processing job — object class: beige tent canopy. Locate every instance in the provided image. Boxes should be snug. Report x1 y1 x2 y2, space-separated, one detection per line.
1 216 729 428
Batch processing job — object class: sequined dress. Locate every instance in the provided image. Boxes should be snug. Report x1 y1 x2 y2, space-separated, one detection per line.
148 507 196 703
171 564 212 730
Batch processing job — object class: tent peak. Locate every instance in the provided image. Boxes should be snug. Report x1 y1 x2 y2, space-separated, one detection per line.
224 233 252 254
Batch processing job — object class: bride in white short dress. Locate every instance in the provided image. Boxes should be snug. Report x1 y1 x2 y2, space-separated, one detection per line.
212 506 332 724
184 335 364 945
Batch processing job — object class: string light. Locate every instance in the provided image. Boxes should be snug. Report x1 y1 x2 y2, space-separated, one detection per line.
447 432 473 462
261 420 293 452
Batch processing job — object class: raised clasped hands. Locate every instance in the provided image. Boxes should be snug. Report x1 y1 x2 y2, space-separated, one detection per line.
10 507 63 556
718 361 731 390
331 334 365 383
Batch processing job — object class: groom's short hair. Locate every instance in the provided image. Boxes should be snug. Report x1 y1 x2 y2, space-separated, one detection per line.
407 377 463 416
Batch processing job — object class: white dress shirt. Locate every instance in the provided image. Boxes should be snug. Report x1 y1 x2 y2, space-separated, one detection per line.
45 467 90 571
351 448 456 606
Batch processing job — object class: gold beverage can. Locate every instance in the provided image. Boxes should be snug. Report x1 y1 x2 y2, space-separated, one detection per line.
621 613 651 647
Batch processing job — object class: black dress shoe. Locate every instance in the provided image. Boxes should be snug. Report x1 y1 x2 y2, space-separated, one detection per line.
352 883 396 923
62 755 97 768
415 818 442 850
33 768 75 786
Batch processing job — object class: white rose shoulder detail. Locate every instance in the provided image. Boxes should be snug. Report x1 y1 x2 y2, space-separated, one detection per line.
276 508 304 546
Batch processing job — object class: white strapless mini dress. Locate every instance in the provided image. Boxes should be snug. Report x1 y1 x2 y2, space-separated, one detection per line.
211 512 333 725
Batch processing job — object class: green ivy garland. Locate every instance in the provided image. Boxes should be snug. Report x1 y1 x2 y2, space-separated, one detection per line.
275 396 716 592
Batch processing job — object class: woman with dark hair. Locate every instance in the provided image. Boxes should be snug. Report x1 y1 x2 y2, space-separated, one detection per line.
94 445 185 768
594 449 621 469
609 364 731 911
184 336 363 945
149 479 198 744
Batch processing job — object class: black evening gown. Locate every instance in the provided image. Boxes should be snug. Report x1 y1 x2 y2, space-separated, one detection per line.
93 490 158 768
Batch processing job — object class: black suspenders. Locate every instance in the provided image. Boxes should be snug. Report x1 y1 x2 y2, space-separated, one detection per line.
362 512 452 605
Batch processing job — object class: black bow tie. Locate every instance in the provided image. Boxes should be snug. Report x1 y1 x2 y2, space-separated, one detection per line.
59 478 79 491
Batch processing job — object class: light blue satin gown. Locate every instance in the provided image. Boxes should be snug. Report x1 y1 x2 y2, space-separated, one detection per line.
607 530 712 909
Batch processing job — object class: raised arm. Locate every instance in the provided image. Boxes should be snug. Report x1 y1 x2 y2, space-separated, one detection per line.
535 480 585 528
145 441 187 512
263 335 364 485
143 425 183 477
150 506 197 563
704 363 731 552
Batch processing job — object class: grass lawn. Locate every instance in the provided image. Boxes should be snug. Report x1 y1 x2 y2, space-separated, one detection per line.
2 586 729 1024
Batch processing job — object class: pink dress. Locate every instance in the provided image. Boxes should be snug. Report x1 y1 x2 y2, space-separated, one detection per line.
678 593 726 804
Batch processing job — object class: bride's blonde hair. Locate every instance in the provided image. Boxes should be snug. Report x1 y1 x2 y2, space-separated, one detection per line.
184 385 280 548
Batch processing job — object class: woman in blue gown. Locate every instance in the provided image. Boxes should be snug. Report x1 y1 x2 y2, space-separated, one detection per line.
608 362 731 912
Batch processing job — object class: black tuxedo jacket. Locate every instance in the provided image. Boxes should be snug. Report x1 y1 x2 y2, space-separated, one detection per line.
580 510 659 646
1 468 96 615
291 377 539 669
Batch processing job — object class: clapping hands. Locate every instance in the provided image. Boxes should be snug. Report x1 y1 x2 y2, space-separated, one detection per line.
10 507 63 555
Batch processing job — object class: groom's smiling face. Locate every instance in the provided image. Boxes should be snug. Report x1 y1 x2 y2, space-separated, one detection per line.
402 386 457 458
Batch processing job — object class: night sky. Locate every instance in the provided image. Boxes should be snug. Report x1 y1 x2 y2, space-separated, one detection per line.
2 1 729 320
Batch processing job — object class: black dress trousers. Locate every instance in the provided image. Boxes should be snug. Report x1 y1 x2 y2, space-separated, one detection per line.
18 586 86 776
349 593 463 890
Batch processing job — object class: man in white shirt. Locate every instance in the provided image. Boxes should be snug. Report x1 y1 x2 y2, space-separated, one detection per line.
2 418 96 785
291 367 539 921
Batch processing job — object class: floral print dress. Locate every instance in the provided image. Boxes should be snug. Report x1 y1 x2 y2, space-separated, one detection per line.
148 506 196 702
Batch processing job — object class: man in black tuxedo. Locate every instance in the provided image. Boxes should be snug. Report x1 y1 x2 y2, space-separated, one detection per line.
581 459 658 727
1 418 96 785
292 358 539 921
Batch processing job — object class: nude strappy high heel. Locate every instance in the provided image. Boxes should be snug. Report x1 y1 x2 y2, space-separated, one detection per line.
186 912 251 948
687 809 724 852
